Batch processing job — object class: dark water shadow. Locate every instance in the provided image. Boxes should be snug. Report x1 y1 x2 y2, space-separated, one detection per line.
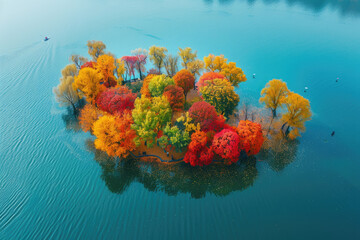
86 140 258 198
206 0 360 17
61 99 86 132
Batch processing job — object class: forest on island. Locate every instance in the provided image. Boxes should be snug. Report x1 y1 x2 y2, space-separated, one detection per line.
54 41 312 167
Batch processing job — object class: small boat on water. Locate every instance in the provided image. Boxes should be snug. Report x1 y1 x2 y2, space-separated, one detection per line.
44 37 50 41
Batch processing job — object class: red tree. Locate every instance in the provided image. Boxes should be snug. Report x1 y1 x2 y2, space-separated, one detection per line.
96 86 137 114
81 61 96 69
236 120 264 156
147 68 161 75
188 101 228 132
212 129 241 164
163 85 185 111
121 56 137 80
197 72 226 89
134 54 147 80
184 130 214 166
173 69 195 99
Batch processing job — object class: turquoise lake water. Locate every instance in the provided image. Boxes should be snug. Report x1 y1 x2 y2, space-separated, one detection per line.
1 0 360 239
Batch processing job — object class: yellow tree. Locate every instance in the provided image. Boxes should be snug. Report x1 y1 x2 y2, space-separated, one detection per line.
87 40 106 61
187 59 204 79
149 46 168 73
281 93 312 139
53 76 80 112
96 54 116 87
115 58 126 85
259 79 289 118
93 112 136 158
199 78 240 117
220 62 247 87
69 54 88 69
203 54 227 72
73 68 103 104
61 64 78 78
178 47 197 69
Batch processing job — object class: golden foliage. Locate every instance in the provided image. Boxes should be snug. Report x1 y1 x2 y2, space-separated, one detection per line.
281 92 312 139
178 47 197 69
149 46 168 72
115 58 126 85
53 76 79 111
87 40 106 60
95 54 116 85
220 62 246 86
187 59 204 78
203 54 227 72
78 104 104 133
140 74 156 98
70 55 88 69
73 68 103 104
93 112 136 158
259 79 289 118
164 54 179 77
61 64 78 78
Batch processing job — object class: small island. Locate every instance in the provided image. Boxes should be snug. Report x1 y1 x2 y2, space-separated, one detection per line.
54 41 312 167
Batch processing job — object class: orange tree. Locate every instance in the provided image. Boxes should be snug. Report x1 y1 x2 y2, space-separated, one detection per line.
173 69 195 100
236 120 264 156
184 130 214 166
163 85 185 112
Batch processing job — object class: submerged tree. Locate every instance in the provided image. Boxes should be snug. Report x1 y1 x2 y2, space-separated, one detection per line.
149 46 168 73
281 93 312 139
87 40 106 61
61 64 78 78
259 79 289 118
79 104 103 133
53 76 80 113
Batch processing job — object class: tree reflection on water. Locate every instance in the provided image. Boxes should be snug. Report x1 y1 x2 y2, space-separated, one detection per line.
86 140 258 198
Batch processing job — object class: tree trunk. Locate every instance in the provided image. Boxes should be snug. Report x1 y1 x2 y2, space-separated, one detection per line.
71 102 77 114
272 109 277 118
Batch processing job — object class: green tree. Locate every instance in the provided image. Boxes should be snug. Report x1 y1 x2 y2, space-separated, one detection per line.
149 46 168 73
148 74 175 97
158 124 191 152
200 78 240 117
132 96 172 147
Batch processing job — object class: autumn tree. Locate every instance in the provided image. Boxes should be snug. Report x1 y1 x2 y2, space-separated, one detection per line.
184 130 214 166
212 129 241 164
187 59 204 79
131 48 148 80
53 76 80 112
163 85 185 112
81 61 96 69
199 78 240 117
220 62 247 87
188 101 227 132
236 120 264 156
158 124 191 152
70 54 88 69
149 46 168 73
281 93 312 139
96 86 137 114
259 79 289 118
131 96 172 147
96 54 116 87
61 64 78 77
87 40 106 61
164 54 179 77
140 74 156 98
148 74 175 97
73 67 103 104
178 47 197 69
121 56 137 81
197 72 227 89
203 54 227 72
79 104 103 133
173 69 195 100
93 112 136 158
115 59 126 85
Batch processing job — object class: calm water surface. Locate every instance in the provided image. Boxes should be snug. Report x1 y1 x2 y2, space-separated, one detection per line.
1 0 360 239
